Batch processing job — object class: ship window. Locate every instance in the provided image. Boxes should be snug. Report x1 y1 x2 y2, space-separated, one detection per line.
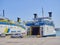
11 31 16 32
17 31 20 32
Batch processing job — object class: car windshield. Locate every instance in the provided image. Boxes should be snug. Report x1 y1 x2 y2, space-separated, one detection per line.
15 34 18 35
15 34 21 35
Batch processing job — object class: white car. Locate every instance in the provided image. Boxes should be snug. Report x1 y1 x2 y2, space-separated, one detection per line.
11 33 23 38
0 33 6 37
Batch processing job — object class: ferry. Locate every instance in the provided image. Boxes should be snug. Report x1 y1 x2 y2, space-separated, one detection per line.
0 16 27 36
26 12 56 37
0 10 56 38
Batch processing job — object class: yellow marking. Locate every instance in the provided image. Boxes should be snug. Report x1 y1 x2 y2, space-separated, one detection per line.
4 27 8 33
0 20 8 22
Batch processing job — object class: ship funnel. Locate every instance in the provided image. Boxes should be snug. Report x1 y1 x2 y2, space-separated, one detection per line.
17 17 21 22
34 13 37 19
48 12 52 17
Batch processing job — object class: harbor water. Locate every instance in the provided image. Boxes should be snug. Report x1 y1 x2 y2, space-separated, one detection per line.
56 30 60 36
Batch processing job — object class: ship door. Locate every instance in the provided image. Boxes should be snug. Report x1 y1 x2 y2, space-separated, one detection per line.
30 26 40 35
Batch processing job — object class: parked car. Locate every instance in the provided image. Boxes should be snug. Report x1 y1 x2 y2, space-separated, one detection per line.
0 33 6 37
11 33 23 38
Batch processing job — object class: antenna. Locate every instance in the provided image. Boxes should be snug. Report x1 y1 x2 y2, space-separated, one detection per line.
3 10 5 17
42 8 44 17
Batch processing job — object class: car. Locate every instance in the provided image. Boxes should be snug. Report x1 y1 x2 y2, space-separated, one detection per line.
11 33 23 38
0 33 6 37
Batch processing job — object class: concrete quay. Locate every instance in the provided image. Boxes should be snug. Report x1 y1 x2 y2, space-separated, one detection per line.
0 36 60 45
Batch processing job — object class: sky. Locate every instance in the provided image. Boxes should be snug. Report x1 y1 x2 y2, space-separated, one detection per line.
0 0 60 28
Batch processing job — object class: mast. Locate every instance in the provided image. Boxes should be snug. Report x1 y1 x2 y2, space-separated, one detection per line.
3 10 5 17
42 8 44 17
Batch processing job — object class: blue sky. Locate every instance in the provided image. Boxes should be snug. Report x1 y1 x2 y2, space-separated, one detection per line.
0 0 60 28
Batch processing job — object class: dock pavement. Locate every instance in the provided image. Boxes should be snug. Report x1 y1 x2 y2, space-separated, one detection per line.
0 36 60 45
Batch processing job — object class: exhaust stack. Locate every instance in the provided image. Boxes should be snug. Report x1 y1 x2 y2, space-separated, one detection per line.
17 17 21 22
48 12 52 17
34 13 37 19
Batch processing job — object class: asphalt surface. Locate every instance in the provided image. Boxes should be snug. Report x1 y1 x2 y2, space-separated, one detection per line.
0 36 60 45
